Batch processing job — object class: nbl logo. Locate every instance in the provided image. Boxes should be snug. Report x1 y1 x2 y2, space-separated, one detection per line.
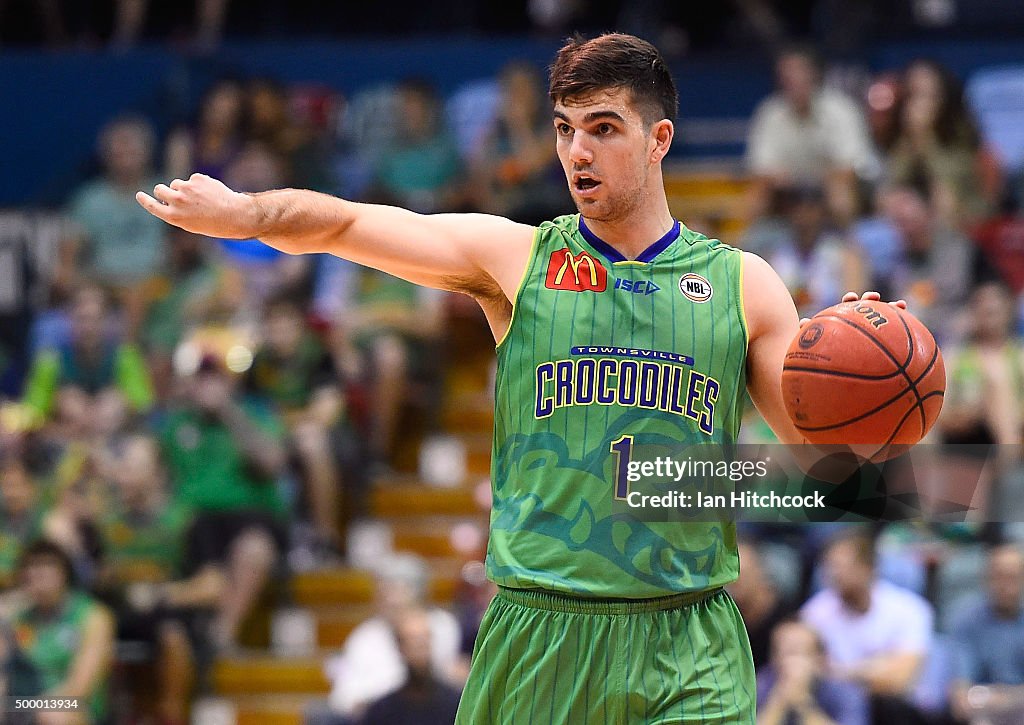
679 273 713 303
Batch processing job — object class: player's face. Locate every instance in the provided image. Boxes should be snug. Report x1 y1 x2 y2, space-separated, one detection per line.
553 88 665 224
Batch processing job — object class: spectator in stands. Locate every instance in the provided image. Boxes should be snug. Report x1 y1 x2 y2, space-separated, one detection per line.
59 115 166 335
371 78 464 213
244 78 302 177
973 192 1024 299
287 85 343 193
159 351 287 651
22 282 153 432
341 267 445 468
746 45 877 225
885 59 1000 229
0 210 52 398
246 291 355 559
877 183 974 343
361 606 462 725
109 0 231 49
757 619 869 725
8 540 115 724
470 62 570 224
940 280 1024 448
948 544 1024 725
451 559 497 682
165 79 245 182
730 539 795 670
802 530 934 725
0 453 47 589
217 142 311 321
93 434 209 725
325 553 461 720
140 227 244 400
747 184 866 319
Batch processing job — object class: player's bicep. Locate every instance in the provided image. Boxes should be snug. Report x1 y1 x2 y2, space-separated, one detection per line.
742 252 805 445
328 203 534 298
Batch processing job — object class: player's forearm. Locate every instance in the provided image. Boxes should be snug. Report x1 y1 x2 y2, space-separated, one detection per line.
248 188 355 255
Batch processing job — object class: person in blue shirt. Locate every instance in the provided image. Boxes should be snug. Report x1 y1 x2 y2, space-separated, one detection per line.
757 619 869 725
949 544 1024 724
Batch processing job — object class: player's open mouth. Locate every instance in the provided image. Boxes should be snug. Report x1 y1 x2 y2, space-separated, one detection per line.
574 175 601 196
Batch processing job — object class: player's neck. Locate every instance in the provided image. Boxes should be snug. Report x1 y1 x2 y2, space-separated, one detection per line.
581 194 675 261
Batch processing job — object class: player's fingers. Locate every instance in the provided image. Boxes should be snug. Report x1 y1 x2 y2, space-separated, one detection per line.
169 178 187 191
152 183 182 204
798 317 811 329
841 291 859 302
135 191 174 221
889 299 908 309
858 291 881 301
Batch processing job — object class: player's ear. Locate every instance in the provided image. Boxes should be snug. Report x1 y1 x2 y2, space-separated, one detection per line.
649 119 673 163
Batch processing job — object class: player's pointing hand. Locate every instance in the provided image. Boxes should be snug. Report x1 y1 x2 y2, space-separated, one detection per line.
135 173 261 239
798 291 909 328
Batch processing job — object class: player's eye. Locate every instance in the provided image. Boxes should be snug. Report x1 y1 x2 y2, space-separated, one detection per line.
556 123 573 136
597 123 614 135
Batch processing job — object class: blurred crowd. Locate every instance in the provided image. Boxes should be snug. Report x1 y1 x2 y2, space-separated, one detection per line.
733 44 1024 725
0 36 1023 725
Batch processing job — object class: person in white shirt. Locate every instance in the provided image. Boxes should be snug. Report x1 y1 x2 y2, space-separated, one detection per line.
323 553 462 720
801 530 934 725
746 45 878 225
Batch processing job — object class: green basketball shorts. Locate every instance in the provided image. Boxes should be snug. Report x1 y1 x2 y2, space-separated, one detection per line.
455 586 755 725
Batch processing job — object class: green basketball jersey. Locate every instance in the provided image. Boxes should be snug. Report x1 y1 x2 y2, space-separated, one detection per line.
12 590 109 720
488 214 748 598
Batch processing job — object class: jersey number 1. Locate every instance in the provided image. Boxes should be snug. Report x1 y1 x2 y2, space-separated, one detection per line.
610 435 634 500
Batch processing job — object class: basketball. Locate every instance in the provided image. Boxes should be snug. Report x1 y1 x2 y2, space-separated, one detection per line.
781 301 946 459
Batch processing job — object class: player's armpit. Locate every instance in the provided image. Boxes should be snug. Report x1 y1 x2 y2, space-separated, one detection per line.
742 252 806 446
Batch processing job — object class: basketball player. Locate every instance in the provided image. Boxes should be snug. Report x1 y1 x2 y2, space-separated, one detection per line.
137 33 898 724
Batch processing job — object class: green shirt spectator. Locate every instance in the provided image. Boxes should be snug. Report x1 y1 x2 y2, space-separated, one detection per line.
22 342 153 422
160 398 286 515
12 590 110 722
11 541 114 724
97 499 192 585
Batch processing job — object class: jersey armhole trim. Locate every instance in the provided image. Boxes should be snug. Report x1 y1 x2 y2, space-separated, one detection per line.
737 250 750 358
495 225 543 352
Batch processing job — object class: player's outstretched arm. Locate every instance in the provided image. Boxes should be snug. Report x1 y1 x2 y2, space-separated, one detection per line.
742 252 807 446
136 174 534 298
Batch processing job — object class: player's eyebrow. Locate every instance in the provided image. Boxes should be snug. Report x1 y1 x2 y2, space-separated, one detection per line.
553 109 627 125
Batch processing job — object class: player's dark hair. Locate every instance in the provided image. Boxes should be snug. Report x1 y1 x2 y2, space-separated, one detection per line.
548 33 679 125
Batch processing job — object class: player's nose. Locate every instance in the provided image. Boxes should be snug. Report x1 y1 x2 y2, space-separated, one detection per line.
568 132 594 164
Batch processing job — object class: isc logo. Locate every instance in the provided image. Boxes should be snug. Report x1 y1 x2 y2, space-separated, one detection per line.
679 273 713 303
615 278 660 295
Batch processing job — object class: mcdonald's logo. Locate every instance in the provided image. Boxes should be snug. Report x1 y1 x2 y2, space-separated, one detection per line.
544 248 608 292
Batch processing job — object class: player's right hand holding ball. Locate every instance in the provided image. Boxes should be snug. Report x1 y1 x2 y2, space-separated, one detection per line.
784 290 944 461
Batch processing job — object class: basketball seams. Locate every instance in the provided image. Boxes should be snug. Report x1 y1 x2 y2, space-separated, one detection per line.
892 306 929 435
782 365 904 381
793 343 943 433
881 390 945 448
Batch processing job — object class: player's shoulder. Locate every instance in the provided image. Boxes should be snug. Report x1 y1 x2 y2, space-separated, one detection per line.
678 223 744 258
537 213 580 236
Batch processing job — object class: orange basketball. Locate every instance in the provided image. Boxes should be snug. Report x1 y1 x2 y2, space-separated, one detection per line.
781 301 945 460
